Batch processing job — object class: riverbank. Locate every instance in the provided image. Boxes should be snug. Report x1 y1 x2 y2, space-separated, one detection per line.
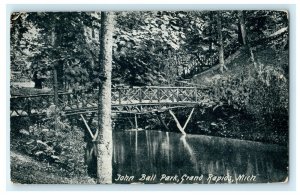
184 46 289 146
174 107 288 146
114 106 288 146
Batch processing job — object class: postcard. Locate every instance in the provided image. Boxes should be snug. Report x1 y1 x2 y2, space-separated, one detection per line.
10 10 288 184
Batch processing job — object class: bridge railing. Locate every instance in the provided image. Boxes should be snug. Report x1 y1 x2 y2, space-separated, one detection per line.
112 86 202 104
10 86 207 116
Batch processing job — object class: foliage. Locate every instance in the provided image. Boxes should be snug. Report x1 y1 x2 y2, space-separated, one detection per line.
11 12 101 90
113 11 187 85
245 10 288 44
11 11 289 145
11 11 242 87
113 11 241 83
11 11 288 88
208 46 288 116
16 109 87 177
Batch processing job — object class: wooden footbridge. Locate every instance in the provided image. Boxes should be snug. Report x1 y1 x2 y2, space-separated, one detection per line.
11 86 211 117
10 86 212 134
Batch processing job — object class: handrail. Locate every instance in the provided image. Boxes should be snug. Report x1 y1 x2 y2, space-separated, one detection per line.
10 86 210 116
11 92 72 98
11 86 207 98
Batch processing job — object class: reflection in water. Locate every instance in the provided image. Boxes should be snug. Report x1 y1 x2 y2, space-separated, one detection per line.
113 130 288 184
180 135 199 174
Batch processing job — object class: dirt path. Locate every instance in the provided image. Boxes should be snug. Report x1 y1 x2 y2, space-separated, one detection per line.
11 151 39 165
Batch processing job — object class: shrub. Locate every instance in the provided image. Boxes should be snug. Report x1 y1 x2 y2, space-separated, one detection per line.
17 108 88 177
209 60 288 117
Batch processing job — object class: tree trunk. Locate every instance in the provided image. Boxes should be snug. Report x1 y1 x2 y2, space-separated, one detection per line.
209 11 214 53
56 60 64 90
51 24 59 131
238 11 257 67
96 11 114 184
238 11 247 45
217 12 225 73
237 22 243 45
51 21 64 92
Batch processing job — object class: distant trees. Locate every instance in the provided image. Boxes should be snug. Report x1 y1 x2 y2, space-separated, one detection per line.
11 11 288 88
199 10 289 119
11 12 101 90
113 11 187 85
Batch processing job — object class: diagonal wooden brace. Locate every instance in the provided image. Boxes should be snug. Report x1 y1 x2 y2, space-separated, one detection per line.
80 114 98 141
169 108 194 135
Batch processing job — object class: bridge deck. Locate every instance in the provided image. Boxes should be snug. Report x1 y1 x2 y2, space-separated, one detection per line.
10 86 210 116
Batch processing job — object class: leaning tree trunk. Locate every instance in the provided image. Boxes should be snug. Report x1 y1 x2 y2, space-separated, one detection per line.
238 10 257 67
217 11 226 73
96 11 114 184
238 11 247 45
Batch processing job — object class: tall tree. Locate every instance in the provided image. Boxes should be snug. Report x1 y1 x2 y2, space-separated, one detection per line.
238 10 257 67
51 21 59 130
217 11 226 73
96 12 114 184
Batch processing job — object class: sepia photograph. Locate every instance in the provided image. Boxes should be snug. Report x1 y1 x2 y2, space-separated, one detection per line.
10 10 289 184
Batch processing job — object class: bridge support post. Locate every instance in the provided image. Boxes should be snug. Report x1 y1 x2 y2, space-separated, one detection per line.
169 110 186 135
118 89 122 105
195 88 198 102
157 112 169 131
134 114 138 130
157 88 160 103
138 88 142 103
26 97 31 117
80 114 97 141
169 108 195 135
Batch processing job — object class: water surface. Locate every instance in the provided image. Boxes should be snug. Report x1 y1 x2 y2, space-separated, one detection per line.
113 130 288 184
